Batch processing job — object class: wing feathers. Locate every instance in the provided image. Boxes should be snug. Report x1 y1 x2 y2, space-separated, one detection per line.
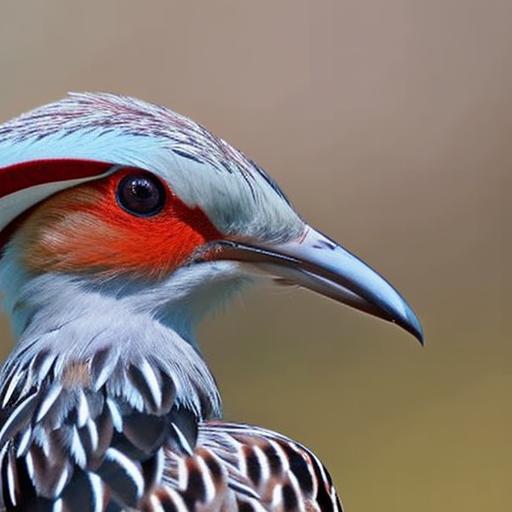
0 349 208 510
0 351 341 511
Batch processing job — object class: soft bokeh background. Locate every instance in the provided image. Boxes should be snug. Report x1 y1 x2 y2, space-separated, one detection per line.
0 1 510 510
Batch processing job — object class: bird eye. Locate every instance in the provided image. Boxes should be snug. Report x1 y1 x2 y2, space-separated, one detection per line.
116 173 166 216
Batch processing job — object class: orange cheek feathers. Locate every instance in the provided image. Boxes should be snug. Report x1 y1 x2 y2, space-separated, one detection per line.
15 172 223 279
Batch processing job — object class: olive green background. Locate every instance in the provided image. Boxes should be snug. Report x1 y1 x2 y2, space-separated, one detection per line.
0 1 510 510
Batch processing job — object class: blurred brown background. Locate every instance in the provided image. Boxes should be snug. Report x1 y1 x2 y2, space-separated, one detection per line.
0 1 510 510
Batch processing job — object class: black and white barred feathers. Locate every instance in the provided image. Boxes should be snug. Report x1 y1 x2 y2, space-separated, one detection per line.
0 346 342 511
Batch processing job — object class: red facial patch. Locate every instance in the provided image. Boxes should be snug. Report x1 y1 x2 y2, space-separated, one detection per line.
0 159 114 253
15 168 223 279
0 159 113 199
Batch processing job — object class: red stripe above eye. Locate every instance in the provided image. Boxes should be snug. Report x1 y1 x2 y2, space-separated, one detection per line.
0 158 115 198
0 159 120 255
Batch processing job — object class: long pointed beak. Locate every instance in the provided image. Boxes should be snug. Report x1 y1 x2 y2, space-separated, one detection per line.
208 226 423 344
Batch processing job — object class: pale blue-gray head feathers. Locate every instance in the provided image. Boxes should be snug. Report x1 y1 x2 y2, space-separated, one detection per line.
0 92 303 243
0 92 423 345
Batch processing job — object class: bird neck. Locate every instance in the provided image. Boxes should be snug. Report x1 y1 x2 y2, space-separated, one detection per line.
0 252 227 420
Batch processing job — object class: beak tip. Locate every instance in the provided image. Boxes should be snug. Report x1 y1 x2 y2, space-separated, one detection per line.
411 324 425 346
401 308 424 346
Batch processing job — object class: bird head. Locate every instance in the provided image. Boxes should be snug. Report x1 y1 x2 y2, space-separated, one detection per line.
0 93 423 343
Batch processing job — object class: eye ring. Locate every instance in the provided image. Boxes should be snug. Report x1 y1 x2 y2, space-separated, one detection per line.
116 173 166 217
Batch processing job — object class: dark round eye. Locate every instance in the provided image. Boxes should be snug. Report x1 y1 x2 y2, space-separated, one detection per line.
116 173 166 216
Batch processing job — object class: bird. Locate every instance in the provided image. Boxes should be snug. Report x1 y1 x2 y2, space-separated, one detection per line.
0 93 423 512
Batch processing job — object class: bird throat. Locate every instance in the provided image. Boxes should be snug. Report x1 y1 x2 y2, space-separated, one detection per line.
0 254 223 421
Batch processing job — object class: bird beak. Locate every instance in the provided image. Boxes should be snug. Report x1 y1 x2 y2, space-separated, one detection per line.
208 226 423 344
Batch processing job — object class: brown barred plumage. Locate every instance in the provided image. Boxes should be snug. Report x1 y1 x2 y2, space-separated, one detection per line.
0 350 341 511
